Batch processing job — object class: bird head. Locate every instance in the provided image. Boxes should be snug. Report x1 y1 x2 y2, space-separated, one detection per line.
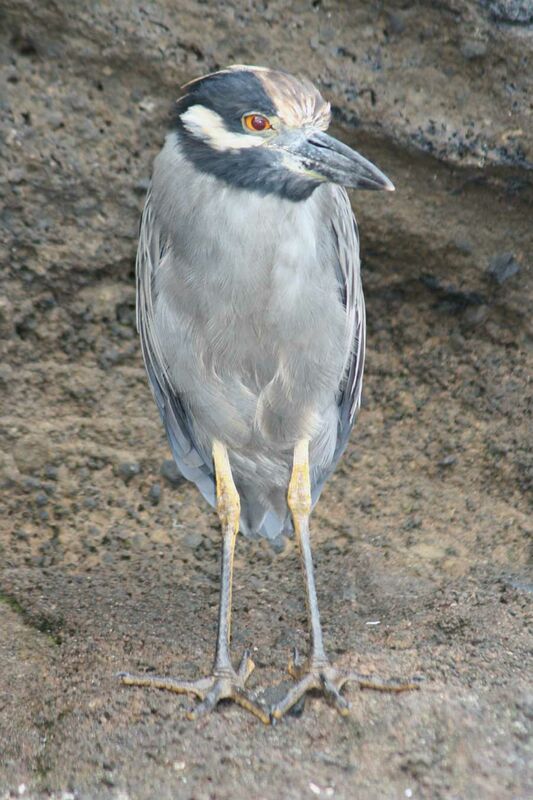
174 65 394 202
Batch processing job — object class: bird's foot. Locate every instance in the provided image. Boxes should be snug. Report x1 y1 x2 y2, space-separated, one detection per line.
270 647 420 721
119 649 270 724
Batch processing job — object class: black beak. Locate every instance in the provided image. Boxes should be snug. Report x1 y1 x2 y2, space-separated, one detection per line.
293 130 394 191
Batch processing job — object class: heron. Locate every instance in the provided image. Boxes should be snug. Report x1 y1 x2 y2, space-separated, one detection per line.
120 65 417 723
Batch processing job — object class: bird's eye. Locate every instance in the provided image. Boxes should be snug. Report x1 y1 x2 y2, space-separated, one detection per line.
243 114 272 133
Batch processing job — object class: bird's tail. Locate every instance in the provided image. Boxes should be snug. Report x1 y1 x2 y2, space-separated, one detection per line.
238 488 293 551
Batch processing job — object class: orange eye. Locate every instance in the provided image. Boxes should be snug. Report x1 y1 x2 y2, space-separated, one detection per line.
243 114 272 132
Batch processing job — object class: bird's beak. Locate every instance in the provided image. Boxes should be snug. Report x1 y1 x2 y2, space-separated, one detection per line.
288 130 395 191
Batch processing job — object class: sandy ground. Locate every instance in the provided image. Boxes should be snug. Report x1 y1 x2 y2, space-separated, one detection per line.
0 2 531 798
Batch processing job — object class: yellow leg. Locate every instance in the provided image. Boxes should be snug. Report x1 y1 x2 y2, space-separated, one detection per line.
271 438 419 721
287 439 327 665
213 440 240 530
212 439 240 673
288 439 312 519
119 440 269 724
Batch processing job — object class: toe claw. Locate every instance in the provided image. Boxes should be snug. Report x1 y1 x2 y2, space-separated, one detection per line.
288 646 304 678
238 649 255 681
189 686 220 719
320 674 350 715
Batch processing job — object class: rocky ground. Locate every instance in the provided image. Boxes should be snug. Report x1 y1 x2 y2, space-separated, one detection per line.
0 1 531 798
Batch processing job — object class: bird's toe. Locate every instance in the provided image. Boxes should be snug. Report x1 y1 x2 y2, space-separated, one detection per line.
119 650 270 724
270 659 420 721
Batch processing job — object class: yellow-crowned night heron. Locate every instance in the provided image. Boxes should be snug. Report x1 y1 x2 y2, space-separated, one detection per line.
120 65 417 723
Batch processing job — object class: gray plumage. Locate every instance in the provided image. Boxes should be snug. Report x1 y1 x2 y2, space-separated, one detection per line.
136 66 391 543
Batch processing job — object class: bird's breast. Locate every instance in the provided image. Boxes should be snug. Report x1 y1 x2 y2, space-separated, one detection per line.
153 140 348 448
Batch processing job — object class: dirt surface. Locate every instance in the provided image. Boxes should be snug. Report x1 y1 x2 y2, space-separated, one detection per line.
0 1 532 798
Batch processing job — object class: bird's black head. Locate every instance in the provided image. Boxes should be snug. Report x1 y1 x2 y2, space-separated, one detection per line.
174 66 393 202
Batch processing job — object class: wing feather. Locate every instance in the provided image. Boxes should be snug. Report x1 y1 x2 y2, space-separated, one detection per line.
136 189 216 506
331 187 366 452
311 187 366 500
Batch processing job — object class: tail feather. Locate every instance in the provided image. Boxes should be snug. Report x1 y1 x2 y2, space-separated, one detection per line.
238 486 293 546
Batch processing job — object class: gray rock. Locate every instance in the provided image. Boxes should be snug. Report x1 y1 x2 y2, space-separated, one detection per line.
455 238 473 254
482 1 533 24
438 455 457 467
387 11 407 35
460 39 488 60
66 92 89 111
115 301 136 327
148 483 161 505
13 434 52 474
516 693 533 719
115 462 141 483
45 111 64 129
98 346 135 369
402 515 422 531
0 364 13 387
183 531 203 549
0 452 20 487
7 168 26 184
0 297 14 336
160 459 186 487
98 348 122 369
44 465 58 481
486 252 520 284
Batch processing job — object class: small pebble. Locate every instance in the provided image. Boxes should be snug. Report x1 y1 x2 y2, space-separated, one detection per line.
160 459 185 487
116 462 141 483
387 11 406 34
516 693 533 719
438 455 457 467
183 532 203 550
0 364 14 386
148 483 161 505
460 39 487 60
99 347 122 368
486 252 520 285
44 465 58 481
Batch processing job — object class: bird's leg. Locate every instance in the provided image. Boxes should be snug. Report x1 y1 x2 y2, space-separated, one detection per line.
288 439 328 668
271 439 419 721
119 440 270 724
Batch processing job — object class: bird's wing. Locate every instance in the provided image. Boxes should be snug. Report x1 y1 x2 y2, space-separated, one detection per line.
136 188 216 507
312 186 366 501
331 186 366 452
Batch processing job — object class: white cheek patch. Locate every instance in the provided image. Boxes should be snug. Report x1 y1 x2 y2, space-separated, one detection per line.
180 105 264 151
